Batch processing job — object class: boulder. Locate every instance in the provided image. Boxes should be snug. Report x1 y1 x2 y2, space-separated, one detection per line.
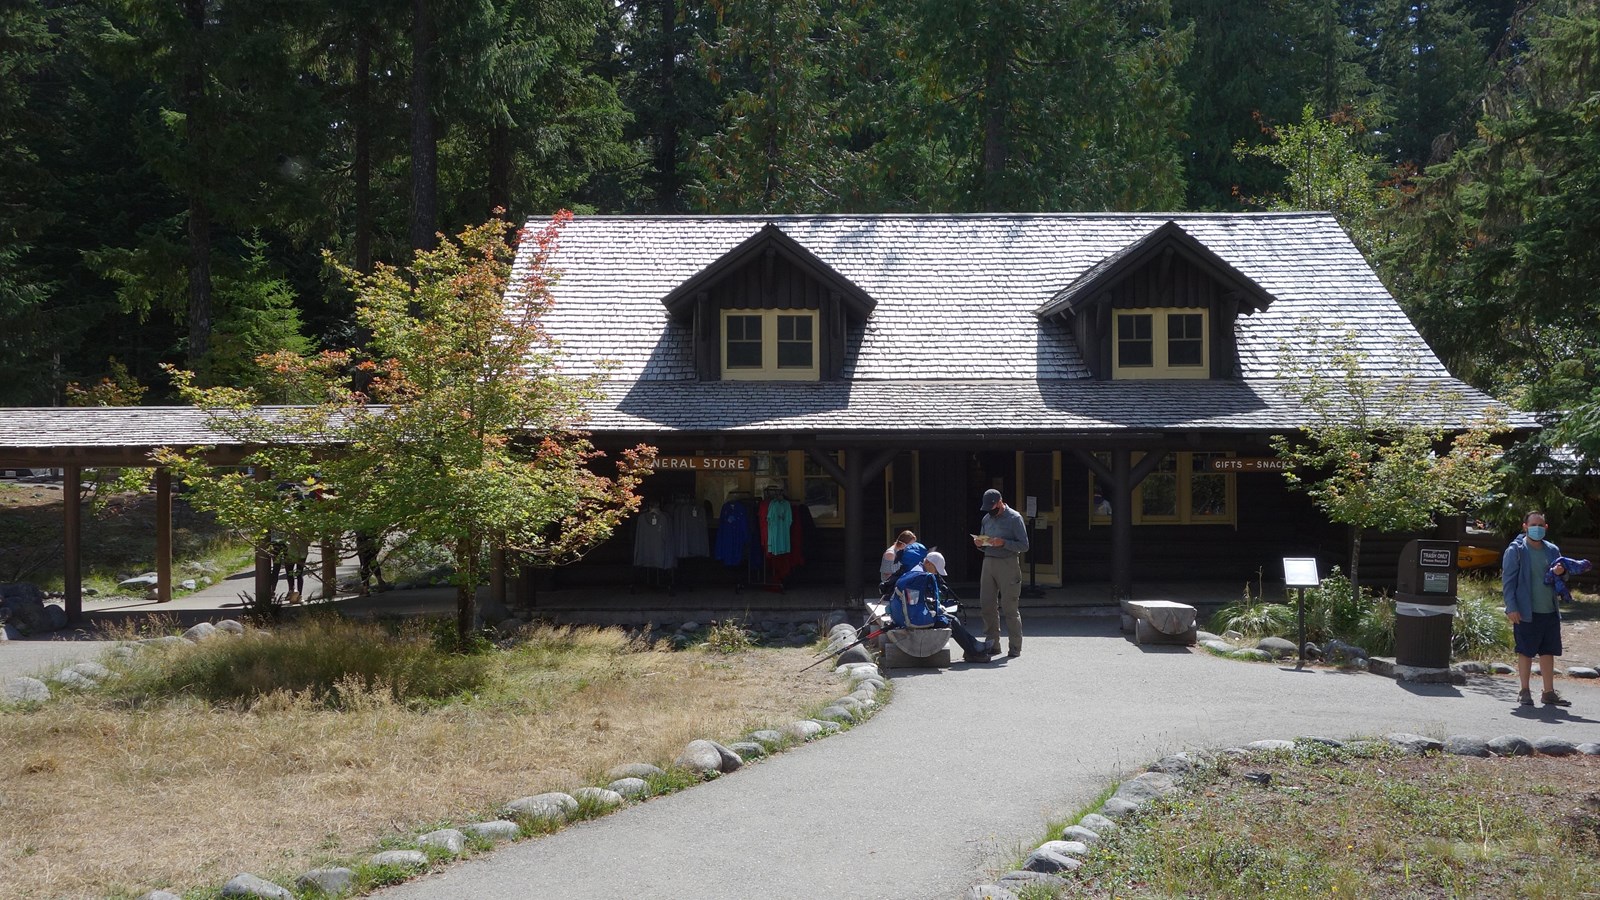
1577 743 1600 756
219 873 293 899
604 762 664 781
1022 848 1082 874
140 892 183 900
3 676 49 703
1296 736 1344 749
997 871 1070 892
1035 840 1089 858
1201 639 1237 654
1059 825 1100 844
1533 737 1578 757
1387 733 1443 755
1255 636 1297 659
835 644 874 666
608 777 650 798
746 730 785 748
817 705 856 724
51 669 96 690
180 579 197 591
418 828 467 855
814 719 841 735
43 604 67 630
70 661 111 680
572 786 624 809
502 792 577 821
784 720 824 741
1099 797 1141 819
675 739 741 775
1245 740 1295 753
460 820 521 842
1230 649 1273 662
1487 735 1533 757
216 619 245 635
118 573 160 590
728 741 767 760
1443 735 1490 757
368 850 428 869
1078 813 1117 833
1567 666 1599 679
1114 772 1178 803
1489 662 1515 674
295 868 355 895
183 622 219 642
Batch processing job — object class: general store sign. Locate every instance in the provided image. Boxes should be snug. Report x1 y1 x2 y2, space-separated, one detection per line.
650 456 750 471
1208 457 1289 473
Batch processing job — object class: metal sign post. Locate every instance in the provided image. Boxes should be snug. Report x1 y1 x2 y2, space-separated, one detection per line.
1283 557 1320 670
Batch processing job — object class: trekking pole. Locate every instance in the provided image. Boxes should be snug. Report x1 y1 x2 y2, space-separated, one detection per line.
799 628 886 673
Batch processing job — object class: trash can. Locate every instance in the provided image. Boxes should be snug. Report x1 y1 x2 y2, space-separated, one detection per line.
1393 539 1458 668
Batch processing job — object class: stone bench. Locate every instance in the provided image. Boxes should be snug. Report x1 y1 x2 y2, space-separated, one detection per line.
865 600 953 668
1122 599 1198 646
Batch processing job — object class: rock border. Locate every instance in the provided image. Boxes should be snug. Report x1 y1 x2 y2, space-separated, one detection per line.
963 731 1600 899
120 613 884 899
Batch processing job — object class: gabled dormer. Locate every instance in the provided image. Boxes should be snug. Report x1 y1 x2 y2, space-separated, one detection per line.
1034 221 1276 380
661 224 876 381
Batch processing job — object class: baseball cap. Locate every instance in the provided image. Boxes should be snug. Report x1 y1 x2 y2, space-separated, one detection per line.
923 551 948 576
980 489 1003 512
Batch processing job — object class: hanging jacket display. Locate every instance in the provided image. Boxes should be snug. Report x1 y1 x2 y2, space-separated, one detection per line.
632 505 677 569
715 499 751 566
765 497 793 555
672 500 711 559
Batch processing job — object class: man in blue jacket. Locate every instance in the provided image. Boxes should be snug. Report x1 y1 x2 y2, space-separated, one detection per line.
1503 511 1572 708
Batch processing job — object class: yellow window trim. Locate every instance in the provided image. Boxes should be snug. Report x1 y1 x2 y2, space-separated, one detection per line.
721 309 820 381
1089 451 1237 526
1112 308 1209 380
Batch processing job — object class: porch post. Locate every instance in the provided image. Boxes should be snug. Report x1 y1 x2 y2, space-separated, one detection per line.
64 465 82 621
1110 451 1134 601
155 467 173 603
490 546 507 608
807 447 896 601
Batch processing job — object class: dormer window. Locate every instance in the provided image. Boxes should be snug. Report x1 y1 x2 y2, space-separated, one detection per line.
1114 309 1209 379
721 309 819 380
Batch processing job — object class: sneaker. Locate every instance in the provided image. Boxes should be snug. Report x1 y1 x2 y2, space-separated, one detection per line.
1518 689 1534 706
1542 690 1572 708
962 650 994 663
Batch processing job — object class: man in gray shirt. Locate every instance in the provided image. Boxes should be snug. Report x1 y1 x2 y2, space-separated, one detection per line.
973 489 1029 657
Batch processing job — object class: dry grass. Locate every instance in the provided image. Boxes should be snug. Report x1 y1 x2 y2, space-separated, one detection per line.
0 622 848 899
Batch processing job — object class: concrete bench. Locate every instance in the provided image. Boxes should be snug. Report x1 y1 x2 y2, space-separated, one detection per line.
1122 599 1198 646
865 600 953 668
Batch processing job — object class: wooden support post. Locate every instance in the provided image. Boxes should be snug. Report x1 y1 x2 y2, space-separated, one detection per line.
321 537 338 600
64 466 83 622
809 447 896 600
156 468 173 603
490 546 507 608
1074 448 1169 602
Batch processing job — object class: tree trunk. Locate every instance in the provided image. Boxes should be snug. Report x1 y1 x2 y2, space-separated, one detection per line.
1349 524 1362 608
182 0 213 369
653 0 678 212
980 50 1008 212
354 26 373 275
487 122 511 220
409 0 438 252
456 534 477 646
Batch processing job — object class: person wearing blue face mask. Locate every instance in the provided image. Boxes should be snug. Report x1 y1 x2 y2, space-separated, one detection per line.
1503 511 1572 708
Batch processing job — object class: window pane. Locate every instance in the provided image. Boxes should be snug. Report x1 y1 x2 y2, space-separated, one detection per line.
803 451 841 519
1141 473 1177 517
776 314 813 368
727 315 762 368
1191 453 1228 517
1168 313 1204 367
1118 313 1153 367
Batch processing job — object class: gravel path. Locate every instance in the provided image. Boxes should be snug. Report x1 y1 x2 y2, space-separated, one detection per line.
376 614 1600 900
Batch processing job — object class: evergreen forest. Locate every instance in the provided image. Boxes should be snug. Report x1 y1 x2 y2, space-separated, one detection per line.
3 0 1598 473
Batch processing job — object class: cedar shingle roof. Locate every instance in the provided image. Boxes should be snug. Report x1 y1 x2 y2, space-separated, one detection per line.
527 212 1524 434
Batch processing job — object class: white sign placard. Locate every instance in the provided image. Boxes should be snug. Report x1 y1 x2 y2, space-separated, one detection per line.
1283 557 1320 588
1025 495 1038 518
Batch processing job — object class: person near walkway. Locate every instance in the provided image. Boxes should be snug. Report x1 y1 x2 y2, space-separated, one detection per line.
973 488 1028 658
892 552 994 662
1504 511 1572 707
356 530 391 595
879 530 928 597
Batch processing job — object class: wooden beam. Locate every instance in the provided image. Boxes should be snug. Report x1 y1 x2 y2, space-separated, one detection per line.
64 466 82 622
254 467 273 604
155 468 172 603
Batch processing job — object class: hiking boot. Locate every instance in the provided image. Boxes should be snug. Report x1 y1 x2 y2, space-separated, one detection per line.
963 650 995 663
1542 690 1572 708
1006 647 1021 658
1518 689 1534 706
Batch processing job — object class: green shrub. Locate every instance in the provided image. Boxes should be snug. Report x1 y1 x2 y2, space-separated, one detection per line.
704 619 753 654
1452 588 1513 658
110 616 491 707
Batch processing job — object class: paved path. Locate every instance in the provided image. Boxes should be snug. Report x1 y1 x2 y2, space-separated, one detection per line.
378 614 1600 900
